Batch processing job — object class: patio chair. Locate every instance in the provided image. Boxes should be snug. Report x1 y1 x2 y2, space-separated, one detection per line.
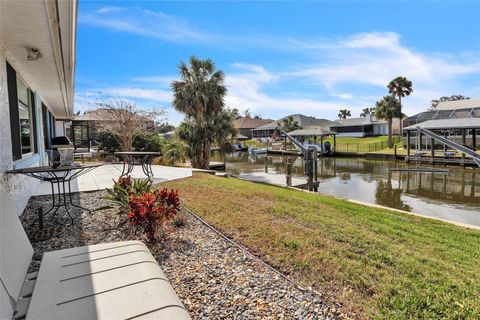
0 191 190 320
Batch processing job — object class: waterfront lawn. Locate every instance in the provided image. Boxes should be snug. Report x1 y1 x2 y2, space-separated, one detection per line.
163 174 480 319
324 135 392 144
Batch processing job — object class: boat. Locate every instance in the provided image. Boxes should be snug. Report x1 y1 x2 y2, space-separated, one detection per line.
248 146 267 154
232 143 247 152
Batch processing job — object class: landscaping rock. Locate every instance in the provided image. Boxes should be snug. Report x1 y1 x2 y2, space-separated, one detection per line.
21 191 340 319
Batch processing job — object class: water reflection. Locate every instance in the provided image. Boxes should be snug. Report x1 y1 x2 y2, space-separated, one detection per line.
214 152 480 226
375 172 412 211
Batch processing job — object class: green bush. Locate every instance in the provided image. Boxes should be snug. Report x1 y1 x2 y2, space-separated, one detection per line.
162 139 187 165
133 133 165 152
96 131 121 154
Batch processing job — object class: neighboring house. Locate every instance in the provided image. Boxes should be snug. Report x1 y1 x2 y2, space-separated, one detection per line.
0 0 77 215
403 99 480 128
402 99 480 148
329 115 401 137
251 114 331 139
233 116 273 139
71 109 155 148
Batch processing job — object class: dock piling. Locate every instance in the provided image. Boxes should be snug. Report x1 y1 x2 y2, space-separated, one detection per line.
286 157 292 187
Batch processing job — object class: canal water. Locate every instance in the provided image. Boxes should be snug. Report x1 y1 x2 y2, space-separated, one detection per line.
217 152 480 227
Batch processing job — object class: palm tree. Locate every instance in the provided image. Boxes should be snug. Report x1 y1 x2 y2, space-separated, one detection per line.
177 109 236 168
338 109 351 119
387 76 413 130
375 95 402 148
360 107 374 117
171 56 228 168
172 56 226 121
280 116 300 132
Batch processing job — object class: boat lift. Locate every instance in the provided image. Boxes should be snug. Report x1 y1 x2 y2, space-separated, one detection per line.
281 130 319 190
415 126 480 168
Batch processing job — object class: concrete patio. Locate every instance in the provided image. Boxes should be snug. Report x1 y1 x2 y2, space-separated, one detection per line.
33 164 193 196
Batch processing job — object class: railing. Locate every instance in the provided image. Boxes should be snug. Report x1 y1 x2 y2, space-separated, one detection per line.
335 136 402 153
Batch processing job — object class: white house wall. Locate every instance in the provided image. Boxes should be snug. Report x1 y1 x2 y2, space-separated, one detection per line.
0 50 43 215
374 124 388 135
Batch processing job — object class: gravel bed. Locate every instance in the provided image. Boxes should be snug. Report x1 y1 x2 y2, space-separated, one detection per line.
21 191 341 319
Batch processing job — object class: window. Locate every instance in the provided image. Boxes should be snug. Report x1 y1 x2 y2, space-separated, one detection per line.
17 77 33 155
6 61 37 160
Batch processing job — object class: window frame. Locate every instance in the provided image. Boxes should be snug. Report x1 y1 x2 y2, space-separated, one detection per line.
16 76 35 157
6 61 38 162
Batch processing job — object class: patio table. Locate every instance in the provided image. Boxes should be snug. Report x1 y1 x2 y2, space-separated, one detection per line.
6 163 102 226
114 151 161 179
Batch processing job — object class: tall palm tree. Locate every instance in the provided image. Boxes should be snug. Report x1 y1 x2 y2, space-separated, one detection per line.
387 76 413 131
172 56 227 122
172 56 228 168
360 107 374 117
375 95 402 148
338 109 351 119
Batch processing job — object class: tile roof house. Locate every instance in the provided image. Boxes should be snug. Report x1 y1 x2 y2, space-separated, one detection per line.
251 114 332 139
233 116 273 139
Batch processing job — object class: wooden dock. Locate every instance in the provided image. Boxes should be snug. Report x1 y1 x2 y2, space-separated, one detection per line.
365 153 478 167
208 162 226 170
234 171 306 188
266 149 300 156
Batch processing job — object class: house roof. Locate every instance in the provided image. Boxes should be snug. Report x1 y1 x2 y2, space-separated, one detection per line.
403 118 480 130
233 116 273 129
252 114 331 131
288 127 335 136
403 107 480 124
436 99 480 110
330 116 387 127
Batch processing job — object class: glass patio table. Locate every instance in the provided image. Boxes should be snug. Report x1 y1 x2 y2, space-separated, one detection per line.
114 151 161 179
6 163 103 227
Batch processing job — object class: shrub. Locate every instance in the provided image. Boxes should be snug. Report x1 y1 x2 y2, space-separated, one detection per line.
162 139 187 165
96 131 121 154
133 133 165 152
128 189 180 242
106 175 152 213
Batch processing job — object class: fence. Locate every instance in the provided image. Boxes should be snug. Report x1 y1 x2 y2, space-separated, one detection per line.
335 136 402 153
248 136 402 154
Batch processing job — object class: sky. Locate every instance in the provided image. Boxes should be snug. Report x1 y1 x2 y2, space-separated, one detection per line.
75 0 480 125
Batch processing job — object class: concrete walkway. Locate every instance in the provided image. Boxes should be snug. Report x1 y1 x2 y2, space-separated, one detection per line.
33 164 192 196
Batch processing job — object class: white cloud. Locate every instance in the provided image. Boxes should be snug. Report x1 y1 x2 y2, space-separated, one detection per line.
79 8 209 43
285 32 480 89
96 6 124 14
132 76 176 86
224 64 352 119
100 87 172 104
75 14 480 121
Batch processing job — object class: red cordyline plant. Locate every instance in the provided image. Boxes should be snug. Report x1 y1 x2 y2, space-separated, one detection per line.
127 188 180 242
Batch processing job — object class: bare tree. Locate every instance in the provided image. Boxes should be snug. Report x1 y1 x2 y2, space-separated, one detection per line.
94 98 165 151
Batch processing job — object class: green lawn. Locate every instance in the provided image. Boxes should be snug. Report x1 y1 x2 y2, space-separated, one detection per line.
325 135 392 144
163 174 480 319
246 136 401 153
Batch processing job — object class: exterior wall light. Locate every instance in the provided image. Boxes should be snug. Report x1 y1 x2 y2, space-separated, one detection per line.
26 47 42 60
